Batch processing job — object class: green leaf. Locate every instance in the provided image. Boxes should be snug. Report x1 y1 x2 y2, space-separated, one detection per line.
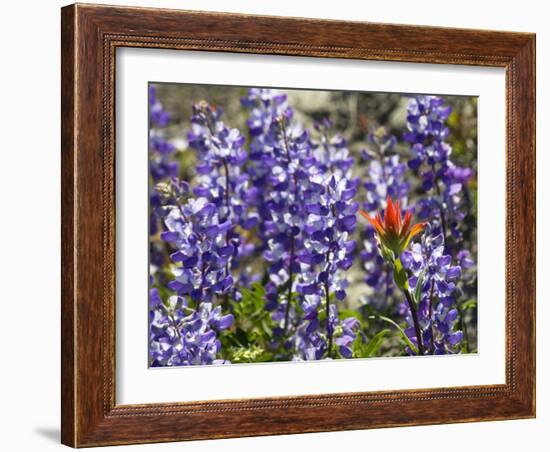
414 270 425 305
352 334 365 357
219 331 242 348
363 329 392 357
228 345 272 363
338 308 363 323
460 299 477 311
235 282 269 322
260 319 272 339
235 328 249 347
369 315 418 355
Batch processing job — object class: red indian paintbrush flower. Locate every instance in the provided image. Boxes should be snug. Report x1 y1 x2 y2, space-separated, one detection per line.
360 196 426 258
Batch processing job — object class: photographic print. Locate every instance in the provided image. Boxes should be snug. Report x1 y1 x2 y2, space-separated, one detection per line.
148 83 478 367
61 6 536 444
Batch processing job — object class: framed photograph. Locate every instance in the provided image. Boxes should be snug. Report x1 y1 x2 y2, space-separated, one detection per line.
61 3 536 447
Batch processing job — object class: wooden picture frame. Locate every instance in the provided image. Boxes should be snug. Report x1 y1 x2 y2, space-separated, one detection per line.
61 3 535 447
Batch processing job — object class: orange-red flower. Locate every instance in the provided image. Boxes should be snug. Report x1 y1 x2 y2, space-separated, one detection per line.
360 197 426 258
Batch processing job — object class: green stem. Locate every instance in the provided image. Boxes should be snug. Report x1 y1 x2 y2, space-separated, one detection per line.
282 235 295 334
389 256 425 356
403 289 425 356
458 303 470 353
428 279 436 354
324 271 333 359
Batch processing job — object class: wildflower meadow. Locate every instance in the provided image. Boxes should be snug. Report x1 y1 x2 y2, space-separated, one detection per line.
148 84 478 366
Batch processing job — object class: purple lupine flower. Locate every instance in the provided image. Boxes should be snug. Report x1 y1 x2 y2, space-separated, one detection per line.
150 100 253 366
291 295 326 361
299 173 358 299
149 85 180 284
291 125 359 359
185 100 259 302
149 85 179 183
149 291 233 366
400 226 463 354
334 316 361 358
360 129 410 312
149 85 171 127
187 100 255 229
313 118 354 179
361 129 409 212
242 88 360 360
241 89 293 246
404 96 452 169
160 196 234 303
256 110 312 320
290 297 357 361
150 191 236 366
404 96 473 251
399 96 474 354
